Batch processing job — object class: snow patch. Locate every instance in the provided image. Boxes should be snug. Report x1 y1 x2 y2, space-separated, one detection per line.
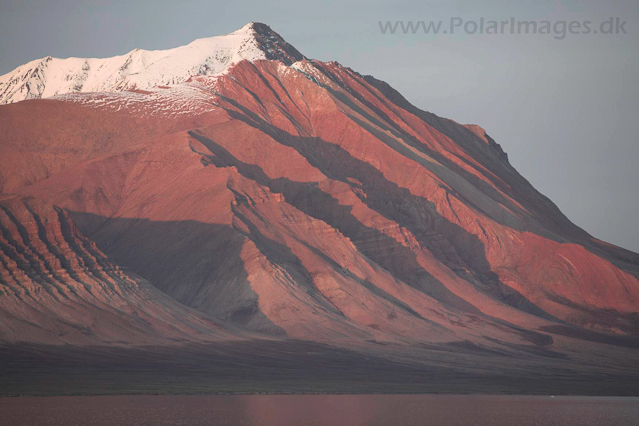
53 83 219 118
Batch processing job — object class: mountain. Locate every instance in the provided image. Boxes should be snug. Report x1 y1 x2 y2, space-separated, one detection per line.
1 23 638 394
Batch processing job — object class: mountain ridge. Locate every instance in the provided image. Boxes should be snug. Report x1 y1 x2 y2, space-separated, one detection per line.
0 22 304 105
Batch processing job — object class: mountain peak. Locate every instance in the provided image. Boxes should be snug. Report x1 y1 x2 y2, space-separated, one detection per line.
0 23 305 104
237 21 268 32
236 21 282 35
189 22 305 66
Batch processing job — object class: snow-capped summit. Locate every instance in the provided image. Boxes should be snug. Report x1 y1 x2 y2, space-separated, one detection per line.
0 22 305 105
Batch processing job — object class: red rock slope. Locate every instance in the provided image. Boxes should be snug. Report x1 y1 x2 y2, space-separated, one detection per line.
0 196 244 345
0 24 637 351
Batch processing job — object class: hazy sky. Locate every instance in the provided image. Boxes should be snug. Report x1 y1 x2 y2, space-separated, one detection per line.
1 0 637 252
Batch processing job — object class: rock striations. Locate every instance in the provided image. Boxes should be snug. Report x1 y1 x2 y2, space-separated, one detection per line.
0 23 637 380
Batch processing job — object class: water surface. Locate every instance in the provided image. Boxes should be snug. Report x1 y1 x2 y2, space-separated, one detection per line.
2 394 638 425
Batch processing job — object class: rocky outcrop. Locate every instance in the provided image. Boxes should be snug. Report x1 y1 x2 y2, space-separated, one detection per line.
0 197 243 345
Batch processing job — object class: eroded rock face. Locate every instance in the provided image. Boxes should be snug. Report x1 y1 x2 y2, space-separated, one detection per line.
0 197 243 345
0 24 637 353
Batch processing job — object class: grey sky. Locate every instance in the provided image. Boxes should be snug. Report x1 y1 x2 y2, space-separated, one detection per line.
1 0 637 252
